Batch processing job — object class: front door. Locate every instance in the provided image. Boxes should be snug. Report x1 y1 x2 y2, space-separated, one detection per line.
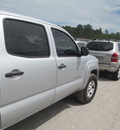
51 28 84 101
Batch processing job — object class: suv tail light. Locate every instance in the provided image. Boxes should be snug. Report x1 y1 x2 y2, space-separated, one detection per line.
111 53 118 62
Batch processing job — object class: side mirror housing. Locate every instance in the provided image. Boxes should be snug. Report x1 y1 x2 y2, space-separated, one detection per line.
81 47 89 56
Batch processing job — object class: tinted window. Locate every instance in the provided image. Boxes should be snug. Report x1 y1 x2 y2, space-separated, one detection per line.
52 28 78 57
87 41 113 51
118 43 120 51
4 19 50 57
77 43 86 48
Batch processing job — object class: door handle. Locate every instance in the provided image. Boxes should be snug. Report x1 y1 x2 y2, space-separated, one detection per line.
58 64 66 69
5 69 24 78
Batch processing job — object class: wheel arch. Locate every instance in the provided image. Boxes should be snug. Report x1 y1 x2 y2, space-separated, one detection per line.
81 62 99 91
91 69 99 78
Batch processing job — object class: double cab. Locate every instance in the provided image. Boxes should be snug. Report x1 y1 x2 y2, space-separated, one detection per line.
0 11 99 129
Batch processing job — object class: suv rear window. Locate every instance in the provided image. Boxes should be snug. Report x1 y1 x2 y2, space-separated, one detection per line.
87 41 113 51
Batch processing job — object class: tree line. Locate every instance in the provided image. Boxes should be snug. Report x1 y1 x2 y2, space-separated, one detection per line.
62 24 120 40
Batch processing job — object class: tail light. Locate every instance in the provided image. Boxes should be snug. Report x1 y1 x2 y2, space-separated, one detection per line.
111 53 118 62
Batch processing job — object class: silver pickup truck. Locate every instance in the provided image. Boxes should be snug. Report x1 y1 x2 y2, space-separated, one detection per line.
0 11 99 129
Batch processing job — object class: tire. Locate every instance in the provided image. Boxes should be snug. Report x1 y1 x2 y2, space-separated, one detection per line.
75 74 97 104
112 68 120 80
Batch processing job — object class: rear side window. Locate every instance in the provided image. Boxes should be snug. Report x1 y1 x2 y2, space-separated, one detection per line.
87 41 113 51
52 28 78 57
3 19 50 57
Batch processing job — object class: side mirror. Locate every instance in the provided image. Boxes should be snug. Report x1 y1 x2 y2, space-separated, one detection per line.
81 47 89 56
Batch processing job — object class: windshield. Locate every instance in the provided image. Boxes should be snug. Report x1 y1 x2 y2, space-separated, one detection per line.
87 41 113 51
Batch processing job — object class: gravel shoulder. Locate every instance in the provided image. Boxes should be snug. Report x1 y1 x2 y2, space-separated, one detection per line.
5 72 120 130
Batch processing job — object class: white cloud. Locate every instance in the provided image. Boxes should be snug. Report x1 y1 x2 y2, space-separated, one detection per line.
0 0 120 33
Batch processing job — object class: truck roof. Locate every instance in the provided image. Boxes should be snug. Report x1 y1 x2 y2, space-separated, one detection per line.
0 10 60 28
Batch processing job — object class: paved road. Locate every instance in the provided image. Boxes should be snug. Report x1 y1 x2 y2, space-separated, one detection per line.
6 72 120 130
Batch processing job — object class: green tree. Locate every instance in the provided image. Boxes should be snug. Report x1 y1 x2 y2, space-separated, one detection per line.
76 24 84 38
83 24 93 39
62 24 120 40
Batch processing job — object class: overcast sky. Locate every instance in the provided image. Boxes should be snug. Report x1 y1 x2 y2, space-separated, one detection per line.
0 0 120 33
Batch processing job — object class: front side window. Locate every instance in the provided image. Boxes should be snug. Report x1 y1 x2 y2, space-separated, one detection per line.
3 19 50 57
52 28 78 57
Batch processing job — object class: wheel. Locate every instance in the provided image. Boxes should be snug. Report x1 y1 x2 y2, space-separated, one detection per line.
112 68 120 80
75 74 97 104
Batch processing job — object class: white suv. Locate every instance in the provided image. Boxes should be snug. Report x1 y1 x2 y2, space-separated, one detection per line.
87 40 120 80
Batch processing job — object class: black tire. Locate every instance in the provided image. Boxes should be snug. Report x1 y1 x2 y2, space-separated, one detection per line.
75 74 97 104
112 68 120 80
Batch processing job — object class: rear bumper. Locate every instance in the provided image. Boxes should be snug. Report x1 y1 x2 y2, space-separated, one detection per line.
99 62 119 72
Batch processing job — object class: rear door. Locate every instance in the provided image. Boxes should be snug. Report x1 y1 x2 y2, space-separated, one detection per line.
118 43 120 65
90 51 112 64
0 18 56 106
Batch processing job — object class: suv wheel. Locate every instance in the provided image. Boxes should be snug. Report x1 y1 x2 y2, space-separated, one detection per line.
75 74 97 104
112 68 120 80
